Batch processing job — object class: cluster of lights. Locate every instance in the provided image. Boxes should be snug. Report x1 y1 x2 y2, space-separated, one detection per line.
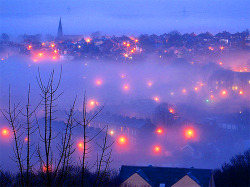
208 46 214 51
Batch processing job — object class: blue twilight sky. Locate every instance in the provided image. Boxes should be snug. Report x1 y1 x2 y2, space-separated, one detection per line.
0 0 249 36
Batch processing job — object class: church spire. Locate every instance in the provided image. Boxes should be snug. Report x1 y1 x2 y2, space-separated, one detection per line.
57 18 63 39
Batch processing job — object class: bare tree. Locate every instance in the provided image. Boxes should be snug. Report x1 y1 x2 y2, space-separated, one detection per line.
75 93 104 187
94 126 114 187
36 67 63 186
0 86 24 186
20 84 40 186
56 96 77 185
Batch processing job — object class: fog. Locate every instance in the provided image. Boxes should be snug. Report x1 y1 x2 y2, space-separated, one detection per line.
0 54 249 172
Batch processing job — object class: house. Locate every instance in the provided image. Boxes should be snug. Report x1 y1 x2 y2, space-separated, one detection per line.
120 165 215 187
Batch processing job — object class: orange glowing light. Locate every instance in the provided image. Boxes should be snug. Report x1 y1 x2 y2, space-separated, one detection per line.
38 53 43 57
96 80 102 85
131 50 134 53
78 142 84 150
121 74 126 78
239 90 243 95
220 46 224 50
135 39 138 43
28 45 32 50
156 128 163 134
169 108 174 114
123 85 129 90
33 59 37 62
221 90 227 96
154 97 160 102
126 43 130 47
194 87 198 91
89 101 96 106
52 56 56 60
42 165 51 173
1 128 9 137
182 89 186 94
123 42 127 45
118 136 127 145
42 43 45 46
110 130 114 135
148 82 153 87
219 62 223 65
51 44 55 48
154 146 161 153
25 137 28 141
86 38 91 43
210 95 214 98
185 128 195 139
124 53 128 58
54 50 57 53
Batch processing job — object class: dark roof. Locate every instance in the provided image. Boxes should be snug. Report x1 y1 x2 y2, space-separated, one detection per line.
136 169 154 186
120 165 212 187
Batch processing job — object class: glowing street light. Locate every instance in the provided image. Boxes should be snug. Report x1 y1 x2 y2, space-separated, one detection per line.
154 97 160 102
1 128 9 137
95 80 102 86
28 45 32 50
182 89 187 94
89 100 97 106
154 146 161 153
219 62 223 65
118 136 127 145
147 82 153 87
86 38 91 43
110 130 114 135
185 128 195 139
123 84 129 91
169 108 174 114
156 128 163 135
221 90 227 96
239 90 243 95
78 142 84 150
194 87 198 91
43 165 51 173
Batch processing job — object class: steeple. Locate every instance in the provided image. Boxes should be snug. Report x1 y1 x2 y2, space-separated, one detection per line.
57 18 63 39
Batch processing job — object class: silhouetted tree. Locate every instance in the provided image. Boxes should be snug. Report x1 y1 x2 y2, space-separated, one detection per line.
214 149 250 187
